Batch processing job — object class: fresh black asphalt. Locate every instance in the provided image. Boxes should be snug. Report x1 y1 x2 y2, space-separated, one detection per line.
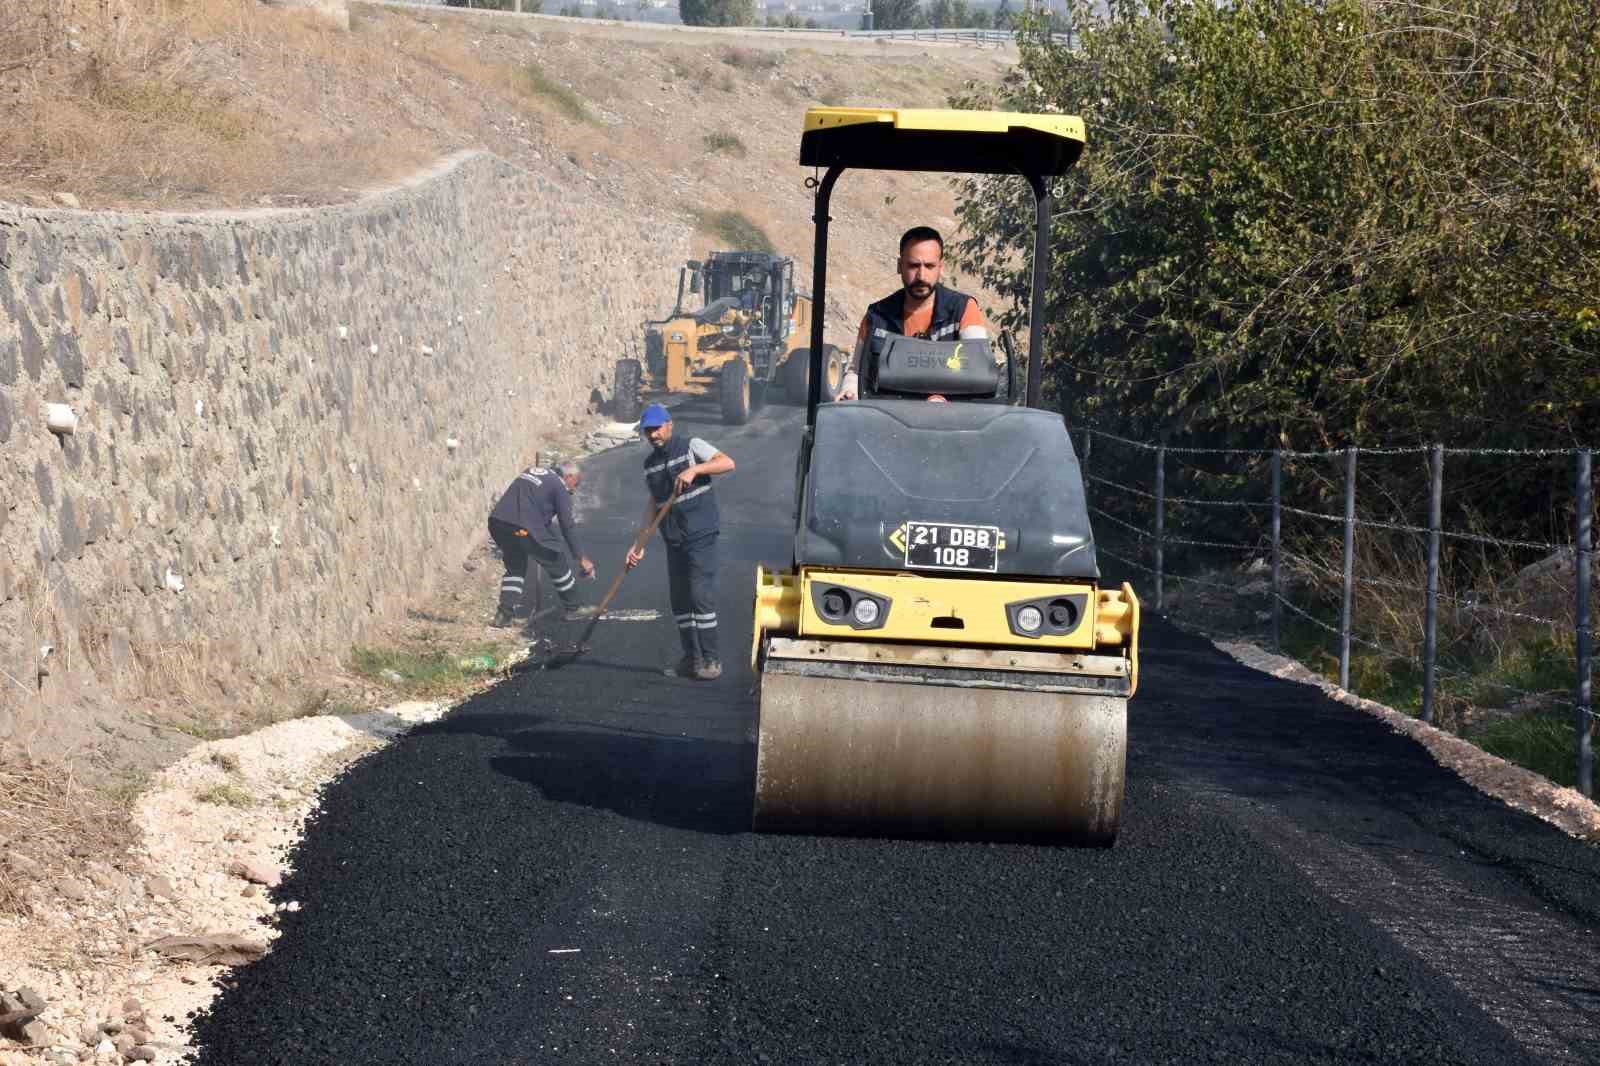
187 401 1600 1065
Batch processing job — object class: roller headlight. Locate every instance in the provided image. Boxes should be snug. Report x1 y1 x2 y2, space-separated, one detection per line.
821 589 850 620
853 598 880 625
1016 605 1044 633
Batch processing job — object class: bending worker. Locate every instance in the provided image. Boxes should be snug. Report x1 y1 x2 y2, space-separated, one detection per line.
624 403 735 681
487 460 595 628
836 225 991 402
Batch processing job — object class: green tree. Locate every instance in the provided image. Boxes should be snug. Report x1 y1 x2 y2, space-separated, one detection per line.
680 0 757 24
952 0 1600 483
872 0 924 30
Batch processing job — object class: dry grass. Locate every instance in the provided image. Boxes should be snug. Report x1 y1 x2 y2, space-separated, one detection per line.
0 0 455 206
0 757 128 916
721 45 782 71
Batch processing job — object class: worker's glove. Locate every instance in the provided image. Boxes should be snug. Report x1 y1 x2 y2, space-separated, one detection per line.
625 545 645 570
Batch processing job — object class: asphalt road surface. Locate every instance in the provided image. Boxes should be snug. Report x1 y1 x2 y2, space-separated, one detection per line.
190 398 1600 1066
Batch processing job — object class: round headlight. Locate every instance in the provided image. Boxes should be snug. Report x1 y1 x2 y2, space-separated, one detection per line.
1048 599 1077 630
853 598 880 626
821 589 849 619
1017 605 1044 632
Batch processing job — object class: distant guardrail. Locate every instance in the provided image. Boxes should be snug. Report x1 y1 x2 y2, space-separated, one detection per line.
363 2 1017 46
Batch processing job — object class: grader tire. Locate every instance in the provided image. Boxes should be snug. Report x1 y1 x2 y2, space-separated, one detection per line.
782 345 846 403
613 358 642 423
721 358 752 426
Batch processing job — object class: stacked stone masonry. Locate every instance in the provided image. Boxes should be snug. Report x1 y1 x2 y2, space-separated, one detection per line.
0 151 683 735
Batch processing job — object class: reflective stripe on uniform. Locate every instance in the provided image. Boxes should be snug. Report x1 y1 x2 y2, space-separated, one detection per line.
643 454 693 476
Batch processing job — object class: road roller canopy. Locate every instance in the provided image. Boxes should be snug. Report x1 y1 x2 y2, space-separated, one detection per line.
800 107 1086 176
796 400 1100 579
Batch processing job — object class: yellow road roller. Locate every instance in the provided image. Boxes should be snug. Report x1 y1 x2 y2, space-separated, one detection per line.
750 107 1140 845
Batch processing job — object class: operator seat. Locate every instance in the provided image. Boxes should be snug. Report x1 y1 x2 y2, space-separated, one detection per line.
862 336 1009 404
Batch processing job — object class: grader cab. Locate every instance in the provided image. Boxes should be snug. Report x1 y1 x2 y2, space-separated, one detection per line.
612 251 846 426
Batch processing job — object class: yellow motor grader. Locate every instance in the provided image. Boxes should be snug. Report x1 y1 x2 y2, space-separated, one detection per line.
750 107 1141 845
612 251 846 426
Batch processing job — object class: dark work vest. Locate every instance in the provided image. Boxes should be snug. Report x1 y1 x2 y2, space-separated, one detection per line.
644 435 719 546
864 284 973 363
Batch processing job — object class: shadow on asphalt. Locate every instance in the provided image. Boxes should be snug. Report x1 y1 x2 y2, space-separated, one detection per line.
415 712 755 836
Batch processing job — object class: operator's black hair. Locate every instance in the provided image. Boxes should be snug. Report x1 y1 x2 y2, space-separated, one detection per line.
898 226 944 257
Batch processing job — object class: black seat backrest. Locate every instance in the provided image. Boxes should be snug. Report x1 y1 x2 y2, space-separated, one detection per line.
866 336 1001 399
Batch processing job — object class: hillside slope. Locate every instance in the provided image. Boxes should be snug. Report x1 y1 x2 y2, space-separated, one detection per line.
2 2 1015 333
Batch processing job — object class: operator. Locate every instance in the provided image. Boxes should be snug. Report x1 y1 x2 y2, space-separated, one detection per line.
836 225 991 403
487 460 596 628
624 403 736 681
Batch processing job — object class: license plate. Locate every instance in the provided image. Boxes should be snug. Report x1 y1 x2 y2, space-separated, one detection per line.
904 521 1000 572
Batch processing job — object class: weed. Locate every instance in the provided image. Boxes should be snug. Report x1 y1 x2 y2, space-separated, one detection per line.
685 207 775 253
171 719 229 741
349 639 510 696
1476 713 1585 788
721 47 782 72
817 87 846 106
195 782 255 808
106 770 152 811
703 130 747 157
718 74 737 94
518 62 595 125
209 750 242 774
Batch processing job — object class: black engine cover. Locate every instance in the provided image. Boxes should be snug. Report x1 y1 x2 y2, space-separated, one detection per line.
797 400 1099 580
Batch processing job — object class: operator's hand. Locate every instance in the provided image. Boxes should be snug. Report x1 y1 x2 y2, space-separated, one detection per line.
927 394 948 403
836 385 857 402
579 556 596 579
625 544 645 570
675 466 699 491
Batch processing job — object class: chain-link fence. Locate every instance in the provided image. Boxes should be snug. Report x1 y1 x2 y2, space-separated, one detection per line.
1080 429 1595 798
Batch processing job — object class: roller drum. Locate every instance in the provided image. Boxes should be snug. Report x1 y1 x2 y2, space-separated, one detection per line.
753 671 1126 844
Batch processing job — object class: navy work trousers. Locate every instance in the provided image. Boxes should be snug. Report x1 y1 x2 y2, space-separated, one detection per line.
489 517 579 613
666 532 719 665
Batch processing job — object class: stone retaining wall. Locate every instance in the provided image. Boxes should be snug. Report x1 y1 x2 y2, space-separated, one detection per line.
0 151 682 739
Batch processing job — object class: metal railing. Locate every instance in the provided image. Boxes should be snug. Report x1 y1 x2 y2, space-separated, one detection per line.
368 2 1015 44
1080 429 1596 797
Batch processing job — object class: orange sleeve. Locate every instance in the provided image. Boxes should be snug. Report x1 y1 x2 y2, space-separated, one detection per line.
850 315 870 373
959 298 986 332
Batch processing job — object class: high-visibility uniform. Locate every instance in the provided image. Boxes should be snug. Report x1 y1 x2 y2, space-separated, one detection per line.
488 467 585 613
644 435 722 666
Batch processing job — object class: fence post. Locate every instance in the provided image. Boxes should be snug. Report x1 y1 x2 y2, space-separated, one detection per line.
1340 447 1356 690
1421 445 1443 724
1577 448 1593 798
1270 450 1282 652
1154 444 1166 612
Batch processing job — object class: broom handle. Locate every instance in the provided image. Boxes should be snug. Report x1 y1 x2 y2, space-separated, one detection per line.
576 486 678 645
